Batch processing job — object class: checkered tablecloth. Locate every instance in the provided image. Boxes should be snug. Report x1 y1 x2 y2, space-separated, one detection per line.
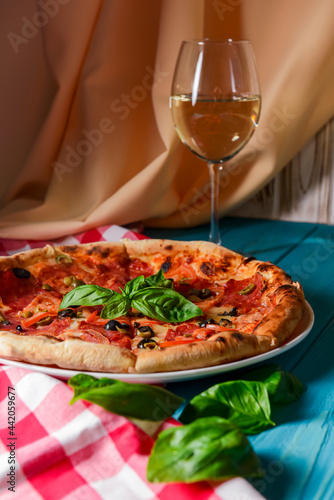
0 225 266 500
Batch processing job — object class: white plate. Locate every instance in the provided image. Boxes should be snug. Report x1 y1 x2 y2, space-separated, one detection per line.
0 302 314 384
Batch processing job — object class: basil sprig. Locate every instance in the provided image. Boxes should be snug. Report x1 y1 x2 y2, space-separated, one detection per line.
59 270 202 322
68 374 184 421
147 417 263 483
179 365 304 434
68 364 304 484
239 363 305 404
180 380 275 434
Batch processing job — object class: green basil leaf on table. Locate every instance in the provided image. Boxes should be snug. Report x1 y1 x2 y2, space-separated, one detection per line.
264 370 304 404
237 364 305 404
179 380 275 434
147 417 263 483
131 287 203 322
68 374 121 400
100 294 131 319
68 374 184 421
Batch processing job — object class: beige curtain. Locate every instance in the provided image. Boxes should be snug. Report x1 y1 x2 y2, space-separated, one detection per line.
1 0 334 239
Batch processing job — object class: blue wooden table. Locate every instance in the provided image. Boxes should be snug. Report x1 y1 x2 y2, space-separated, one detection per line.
145 217 334 500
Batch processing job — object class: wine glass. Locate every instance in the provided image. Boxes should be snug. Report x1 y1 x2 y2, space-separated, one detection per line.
170 39 261 245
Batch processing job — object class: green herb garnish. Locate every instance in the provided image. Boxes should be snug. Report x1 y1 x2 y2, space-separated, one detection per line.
179 380 275 434
179 364 304 434
147 417 263 483
68 374 184 422
59 270 202 322
67 365 304 484
235 363 305 404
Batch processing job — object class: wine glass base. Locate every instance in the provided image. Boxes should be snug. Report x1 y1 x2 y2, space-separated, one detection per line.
209 234 222 246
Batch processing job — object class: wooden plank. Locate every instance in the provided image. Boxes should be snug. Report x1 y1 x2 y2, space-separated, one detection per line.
217 218 316 263
144 216 244 241
267 224 334 370
145 217 317 263
247 318 334 500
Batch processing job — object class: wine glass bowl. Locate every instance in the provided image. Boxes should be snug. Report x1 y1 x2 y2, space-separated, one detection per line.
170 39 261 244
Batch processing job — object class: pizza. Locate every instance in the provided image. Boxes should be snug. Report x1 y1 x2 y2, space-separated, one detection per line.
0 239 306 374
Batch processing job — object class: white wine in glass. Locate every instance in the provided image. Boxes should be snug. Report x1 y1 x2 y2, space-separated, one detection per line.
170 39 261 244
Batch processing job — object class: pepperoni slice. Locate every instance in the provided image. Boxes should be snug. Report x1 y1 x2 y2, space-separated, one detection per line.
165 264 197 284
221 273 264 311
175 323 200 336
103 332 131 349
165 329 176 341
127 259 154 279
0 270 39 310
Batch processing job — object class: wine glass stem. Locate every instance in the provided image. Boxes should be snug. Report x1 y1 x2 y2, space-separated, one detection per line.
208 161 222 245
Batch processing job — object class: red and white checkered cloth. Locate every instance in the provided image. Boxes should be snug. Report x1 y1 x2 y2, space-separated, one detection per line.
0 225 266 500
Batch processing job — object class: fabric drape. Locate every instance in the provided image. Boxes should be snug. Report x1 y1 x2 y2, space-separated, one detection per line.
1 0 334 239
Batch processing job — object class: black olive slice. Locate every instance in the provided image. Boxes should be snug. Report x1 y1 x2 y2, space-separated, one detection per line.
104 320 121 331
187 288 212 300
138 325 154 333
12 268 31 279
218 307 238 317
137 325 155 338
137 338 160 350
160 260 171 272
198 318 216 328
199 288 212 300
219 318 234 327
58 308 77 318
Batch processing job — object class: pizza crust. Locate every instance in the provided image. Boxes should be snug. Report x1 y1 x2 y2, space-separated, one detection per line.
123 238 243 279
0 331 135 373
0 242 126 273
134 331 274 373
0 245 56 271
252 284 304 345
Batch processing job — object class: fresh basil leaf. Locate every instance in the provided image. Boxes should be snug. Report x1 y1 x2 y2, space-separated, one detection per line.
180 380 275 434
238 363 282 383
123 275 147 298
145 270 174 289
238 364 304 404
68 374 121 399
264 369 304 404
100 294 130 319
68 374 184 421
59 285 116 310
123 272 173 299
131 287 203 322
144 269 164 286
60 274 200 323
147 417 263 483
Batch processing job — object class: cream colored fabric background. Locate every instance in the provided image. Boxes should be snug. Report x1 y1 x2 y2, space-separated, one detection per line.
1 0 334 239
